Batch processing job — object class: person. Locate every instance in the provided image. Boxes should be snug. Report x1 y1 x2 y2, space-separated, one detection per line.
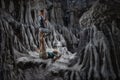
38 9 46 28
38 9 50 37
37 31 61 62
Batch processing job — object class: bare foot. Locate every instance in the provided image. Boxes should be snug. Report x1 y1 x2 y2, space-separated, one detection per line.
52 54 62 62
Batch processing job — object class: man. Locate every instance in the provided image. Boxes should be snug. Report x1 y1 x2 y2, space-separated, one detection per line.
38 9 50 37
38 31 61 62
38 9 46 28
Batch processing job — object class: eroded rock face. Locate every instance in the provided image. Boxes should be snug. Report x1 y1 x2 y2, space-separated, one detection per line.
69 0 120 80
0 0 79 80
1 0 120 80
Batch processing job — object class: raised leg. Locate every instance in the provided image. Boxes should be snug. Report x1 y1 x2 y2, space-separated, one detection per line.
39 32 47 58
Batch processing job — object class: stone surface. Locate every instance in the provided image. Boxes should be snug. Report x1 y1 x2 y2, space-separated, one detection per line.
1 0 120 80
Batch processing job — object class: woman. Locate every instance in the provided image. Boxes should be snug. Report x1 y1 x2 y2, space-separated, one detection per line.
37 31 61 62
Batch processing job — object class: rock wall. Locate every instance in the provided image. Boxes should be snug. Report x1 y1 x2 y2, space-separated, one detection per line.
0 0 79 80
1 0 120 80
69 0 120 80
